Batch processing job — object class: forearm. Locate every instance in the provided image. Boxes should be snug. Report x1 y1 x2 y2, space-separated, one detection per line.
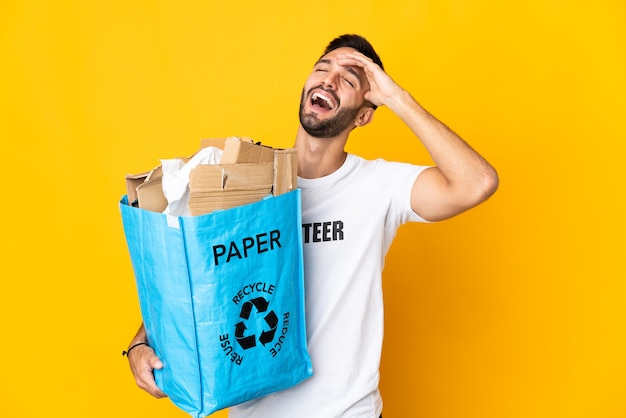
387 90 498 198
389 90 494 181
129 323 148 346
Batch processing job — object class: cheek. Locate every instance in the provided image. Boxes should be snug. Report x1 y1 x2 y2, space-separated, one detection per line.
340 90 364 107
303 78 318 92
305 72 327 87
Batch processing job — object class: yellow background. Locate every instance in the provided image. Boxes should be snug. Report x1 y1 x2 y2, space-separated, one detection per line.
1 1 624 417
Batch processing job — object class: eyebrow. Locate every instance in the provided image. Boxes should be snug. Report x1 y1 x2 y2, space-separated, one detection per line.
314 58 363 88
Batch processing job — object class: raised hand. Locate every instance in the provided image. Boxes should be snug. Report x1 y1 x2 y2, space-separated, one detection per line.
335 51 404 108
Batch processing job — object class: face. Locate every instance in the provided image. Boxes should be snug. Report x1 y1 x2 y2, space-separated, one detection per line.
299 47 370 138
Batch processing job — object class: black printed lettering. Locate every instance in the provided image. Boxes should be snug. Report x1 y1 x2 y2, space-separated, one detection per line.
302 223 311 242
270 313 291 357
256 233 269 253
213 245 226 265
232 282 275 305
270 230 281 249
242 237 255 257
312 222 322 242
231 352 243 365
220 334 233 356
333 220 344 240
322 222 331 241
212 229 282 265
302 221 344 244
227 241 242 263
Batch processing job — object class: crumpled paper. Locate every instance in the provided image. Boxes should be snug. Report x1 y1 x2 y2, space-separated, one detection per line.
161 146 223 217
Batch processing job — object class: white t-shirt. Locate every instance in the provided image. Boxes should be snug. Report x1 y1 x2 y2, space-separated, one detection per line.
229 154 429 418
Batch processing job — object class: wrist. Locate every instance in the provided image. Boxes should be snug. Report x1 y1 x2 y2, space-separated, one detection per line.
384 88 413 112
122 341 150 357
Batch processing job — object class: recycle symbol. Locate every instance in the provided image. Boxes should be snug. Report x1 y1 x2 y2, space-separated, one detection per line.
234 297 278 350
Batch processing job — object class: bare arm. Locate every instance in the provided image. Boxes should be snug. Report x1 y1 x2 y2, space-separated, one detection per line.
126 323 167 398
389 90 498 221
337 52 499 221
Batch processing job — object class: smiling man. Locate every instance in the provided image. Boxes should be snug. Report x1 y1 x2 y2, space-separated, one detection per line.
126 34 498 418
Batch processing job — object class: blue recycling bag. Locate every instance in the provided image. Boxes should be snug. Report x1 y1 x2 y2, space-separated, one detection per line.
120 190 312 417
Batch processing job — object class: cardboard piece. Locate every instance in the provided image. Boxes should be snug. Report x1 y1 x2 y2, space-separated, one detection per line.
124 173 147 206
125 138 297 216
188 162 274 215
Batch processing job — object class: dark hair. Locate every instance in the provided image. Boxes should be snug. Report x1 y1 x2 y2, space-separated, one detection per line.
321 34 384 71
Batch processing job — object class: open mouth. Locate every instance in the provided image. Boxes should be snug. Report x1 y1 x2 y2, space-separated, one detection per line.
311 91 337 111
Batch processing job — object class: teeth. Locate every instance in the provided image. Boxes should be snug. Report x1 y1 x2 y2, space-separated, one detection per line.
312 92 335 109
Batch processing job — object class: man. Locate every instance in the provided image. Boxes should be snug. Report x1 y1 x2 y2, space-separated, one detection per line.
126 34 498 417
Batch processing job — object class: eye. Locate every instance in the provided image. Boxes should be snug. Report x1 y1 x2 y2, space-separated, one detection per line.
343 78 355 88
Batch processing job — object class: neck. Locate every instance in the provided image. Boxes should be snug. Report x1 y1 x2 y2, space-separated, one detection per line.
294 125 349 179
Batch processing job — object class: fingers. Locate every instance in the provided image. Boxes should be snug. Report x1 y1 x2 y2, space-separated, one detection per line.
336 55 373 80
337 51 404 108
336 51 376 68
128 345 168 399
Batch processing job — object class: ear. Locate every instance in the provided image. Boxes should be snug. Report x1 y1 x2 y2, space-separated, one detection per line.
355 107 375 127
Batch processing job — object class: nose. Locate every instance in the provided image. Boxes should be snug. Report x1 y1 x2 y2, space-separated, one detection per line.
321 72 338 90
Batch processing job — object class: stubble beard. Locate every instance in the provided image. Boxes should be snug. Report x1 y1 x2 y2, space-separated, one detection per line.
298 88 361 139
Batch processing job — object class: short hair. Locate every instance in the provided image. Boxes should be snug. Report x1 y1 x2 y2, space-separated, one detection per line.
321 34 384 71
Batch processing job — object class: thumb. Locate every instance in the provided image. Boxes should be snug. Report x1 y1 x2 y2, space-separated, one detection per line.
150 356 163 370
